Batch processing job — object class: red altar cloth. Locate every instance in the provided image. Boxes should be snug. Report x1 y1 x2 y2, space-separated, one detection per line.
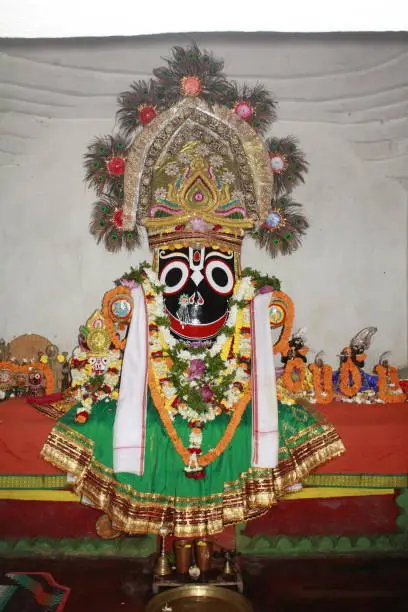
314 401 408 475
0 398 58 475
1 398 408 477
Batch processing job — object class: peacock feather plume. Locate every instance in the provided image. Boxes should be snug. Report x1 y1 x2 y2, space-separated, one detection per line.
152 43 231 107
116 79 166 137
84 135 128 198
266 135 308 194
255 195 309 258
89 196 141 253
223 82 277 133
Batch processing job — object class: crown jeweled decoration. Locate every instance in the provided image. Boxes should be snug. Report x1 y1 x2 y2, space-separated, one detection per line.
80 310 111 357
84 44 309 258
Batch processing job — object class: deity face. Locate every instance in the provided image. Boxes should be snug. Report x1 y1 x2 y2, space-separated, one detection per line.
88 356 108 375
157 246 237 343
28 369 43 389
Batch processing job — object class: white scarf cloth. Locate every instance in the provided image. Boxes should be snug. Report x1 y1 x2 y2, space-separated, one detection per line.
250 291 279 468
113 287 279 475
113 285 148 475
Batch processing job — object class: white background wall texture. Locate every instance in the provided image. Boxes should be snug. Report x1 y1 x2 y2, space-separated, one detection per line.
0 33 407 369
1 1 406 37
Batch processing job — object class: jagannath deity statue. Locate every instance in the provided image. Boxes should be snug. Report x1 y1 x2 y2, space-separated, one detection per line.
41 45 345 537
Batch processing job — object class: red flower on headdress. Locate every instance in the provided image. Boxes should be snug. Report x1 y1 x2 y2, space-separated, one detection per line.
181 75 202 97
233 101 255 120
112 209 124 228
138 105 157 125
107 156 126 176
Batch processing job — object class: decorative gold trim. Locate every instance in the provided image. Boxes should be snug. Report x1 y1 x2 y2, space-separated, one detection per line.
148 233 244 253
41 419 345 537
123 98 274 241
305 472 408 488
214 103 273 221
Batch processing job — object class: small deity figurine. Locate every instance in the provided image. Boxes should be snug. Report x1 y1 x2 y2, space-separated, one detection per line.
0 339 11 362
278 328 313 401
374 351 406 403
14 371 29 397
28 367 46 397
309 351 334 404
70 310 122 424
333 327 378 402
61 355 72 391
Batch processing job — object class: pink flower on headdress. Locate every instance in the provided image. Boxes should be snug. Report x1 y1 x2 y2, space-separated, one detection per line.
233 101 255 120
187 359 206 380
189 218 212 233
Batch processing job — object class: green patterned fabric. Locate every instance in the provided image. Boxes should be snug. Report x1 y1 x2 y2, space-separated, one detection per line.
41 388 343 534
55 393 329 499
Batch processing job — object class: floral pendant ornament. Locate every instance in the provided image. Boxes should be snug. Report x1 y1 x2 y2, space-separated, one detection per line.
185 422 205 479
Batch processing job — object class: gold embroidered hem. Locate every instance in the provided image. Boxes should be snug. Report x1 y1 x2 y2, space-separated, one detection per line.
41 397 345 537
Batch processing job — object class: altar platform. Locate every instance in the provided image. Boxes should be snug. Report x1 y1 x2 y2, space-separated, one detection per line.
1 397 407 557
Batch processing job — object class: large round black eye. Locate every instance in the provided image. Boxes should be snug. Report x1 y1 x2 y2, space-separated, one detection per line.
204 260 234 295
159 260 190 295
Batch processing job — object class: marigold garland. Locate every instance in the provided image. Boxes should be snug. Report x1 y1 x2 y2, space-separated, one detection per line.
374 364 406 403
282 357 307 394
338 349 362 398
270 290 295 355
102 285 132 350
141 265 254 423
149 369 251 468
310 362 334 404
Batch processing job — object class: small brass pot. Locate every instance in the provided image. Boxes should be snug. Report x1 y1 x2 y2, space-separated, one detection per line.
173 539 193 574
194 538 213 573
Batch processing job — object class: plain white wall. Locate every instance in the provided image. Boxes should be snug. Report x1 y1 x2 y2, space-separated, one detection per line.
2 0 406 37
0 32 407 369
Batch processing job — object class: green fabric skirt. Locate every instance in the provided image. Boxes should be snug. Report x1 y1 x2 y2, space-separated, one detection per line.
41 391 344 536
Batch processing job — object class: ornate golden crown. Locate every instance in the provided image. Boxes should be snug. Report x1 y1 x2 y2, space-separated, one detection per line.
85 45 309 258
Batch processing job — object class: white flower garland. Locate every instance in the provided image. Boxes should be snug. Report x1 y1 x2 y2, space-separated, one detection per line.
142 267 255 423
71 347 122 416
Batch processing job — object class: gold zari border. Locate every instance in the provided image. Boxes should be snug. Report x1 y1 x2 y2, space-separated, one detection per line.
41 420 345 537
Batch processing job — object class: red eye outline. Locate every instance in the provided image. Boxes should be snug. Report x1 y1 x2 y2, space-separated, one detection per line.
204 260 234 295
159 259 190 295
